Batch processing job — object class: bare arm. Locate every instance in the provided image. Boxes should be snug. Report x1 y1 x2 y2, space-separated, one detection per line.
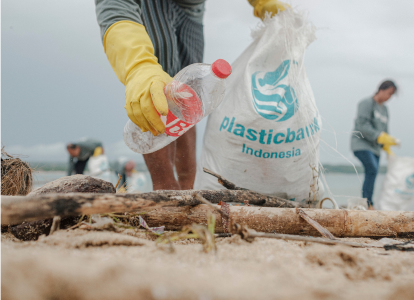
175 126 197 189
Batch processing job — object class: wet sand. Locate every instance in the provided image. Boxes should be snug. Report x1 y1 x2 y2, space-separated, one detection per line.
2 229 414 300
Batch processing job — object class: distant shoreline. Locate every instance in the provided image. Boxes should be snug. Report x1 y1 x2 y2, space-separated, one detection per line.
27 162 386 174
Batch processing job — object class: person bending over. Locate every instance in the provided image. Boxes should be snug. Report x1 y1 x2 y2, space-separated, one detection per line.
94 0 288 190
67 138 103 175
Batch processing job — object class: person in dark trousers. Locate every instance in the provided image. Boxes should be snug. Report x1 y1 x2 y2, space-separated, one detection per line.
94 0 288 190
351 80 398 209
67 138 103 175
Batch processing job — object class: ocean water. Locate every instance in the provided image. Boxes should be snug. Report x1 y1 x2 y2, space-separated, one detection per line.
32 170 388 209
321 173 385 208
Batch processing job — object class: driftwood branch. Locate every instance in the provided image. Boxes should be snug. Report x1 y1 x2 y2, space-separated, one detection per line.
151 189 295 208
1 192 200 225
196 195 378 247
232 224 380 248
194 193 229 218
141 205 414 237
1 189 293 225
3 191 414 238
202 168 292 206
2 193 414 237
203 168 247 190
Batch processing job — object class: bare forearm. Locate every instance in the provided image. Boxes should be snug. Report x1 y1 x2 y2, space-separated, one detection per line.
175 126 197 189
143 143 179 190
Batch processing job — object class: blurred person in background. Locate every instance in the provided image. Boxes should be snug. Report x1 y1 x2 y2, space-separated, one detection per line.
94 0 288 190
351 80 398 209
67 138 103 175
113 157 136 188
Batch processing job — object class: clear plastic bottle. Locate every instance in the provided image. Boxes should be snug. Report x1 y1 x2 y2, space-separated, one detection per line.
123 59 232 154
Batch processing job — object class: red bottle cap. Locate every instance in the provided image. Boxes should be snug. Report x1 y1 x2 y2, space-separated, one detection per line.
211 59 232 79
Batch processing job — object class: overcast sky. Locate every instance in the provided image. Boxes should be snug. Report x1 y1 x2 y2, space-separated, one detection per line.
2 0 414 166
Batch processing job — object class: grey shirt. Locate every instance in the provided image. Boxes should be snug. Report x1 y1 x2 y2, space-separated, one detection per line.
95 0 205 42
68 138 103 175
350 97 389 157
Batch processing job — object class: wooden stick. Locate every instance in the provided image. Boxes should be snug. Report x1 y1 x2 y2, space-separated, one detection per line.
114 174 122 190
296 208 336 240
141 206 414 238
1 192 201 225
244 230 380 248
49 216 61 235
202 168 292 206
203 168 246 190
1 189 293 225
193 193 229 218
3 193 413 238
151 189 294 208
193 196 374 248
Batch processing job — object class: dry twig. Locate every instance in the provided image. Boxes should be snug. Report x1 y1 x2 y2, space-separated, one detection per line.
193 193 229 218
231 223 381 248
296 208 336 240
115 174 122 190
49 216 61 235
203 167 246 190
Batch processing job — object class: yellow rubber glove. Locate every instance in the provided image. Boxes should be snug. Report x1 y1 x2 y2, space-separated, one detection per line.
104 21 172 135
93 146 103 157
382 145 395 156
377 132 397 146
377 132 397 155
248 0 290 19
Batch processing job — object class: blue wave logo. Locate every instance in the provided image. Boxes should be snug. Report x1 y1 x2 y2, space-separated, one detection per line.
251 60 298 122
406 173 414 189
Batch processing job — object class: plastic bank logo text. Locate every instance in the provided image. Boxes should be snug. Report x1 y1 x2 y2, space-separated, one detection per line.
251 60 298 122
219 115 320 160
219 116 320 145
242 144 300 159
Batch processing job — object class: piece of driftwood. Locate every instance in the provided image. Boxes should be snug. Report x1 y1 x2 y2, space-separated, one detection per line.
2 188 294 226
152 190 295 208
3 194 414 237
141 206 414 237
1 192 199 225
296 208 336 240
8 175 117 240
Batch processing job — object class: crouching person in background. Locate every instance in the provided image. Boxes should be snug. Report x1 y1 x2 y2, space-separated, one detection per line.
67 138 103 175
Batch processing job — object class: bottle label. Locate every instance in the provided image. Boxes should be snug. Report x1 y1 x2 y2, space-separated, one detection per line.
161 111 194 137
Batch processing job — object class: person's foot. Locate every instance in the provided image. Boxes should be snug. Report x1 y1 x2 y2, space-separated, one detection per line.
368 205 375 210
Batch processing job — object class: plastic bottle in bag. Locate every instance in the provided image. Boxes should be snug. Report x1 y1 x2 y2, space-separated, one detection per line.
123 59 232 154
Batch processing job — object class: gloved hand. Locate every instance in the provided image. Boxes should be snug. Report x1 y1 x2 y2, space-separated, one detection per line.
93 147 103 157
377 132 397 155
382 145 395 156
248 0 290 19
104 21 172 136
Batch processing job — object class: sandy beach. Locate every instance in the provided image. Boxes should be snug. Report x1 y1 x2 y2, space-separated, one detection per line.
2 229 414 300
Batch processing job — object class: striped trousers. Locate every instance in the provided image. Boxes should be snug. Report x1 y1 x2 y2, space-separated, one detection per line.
141 0 204 77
